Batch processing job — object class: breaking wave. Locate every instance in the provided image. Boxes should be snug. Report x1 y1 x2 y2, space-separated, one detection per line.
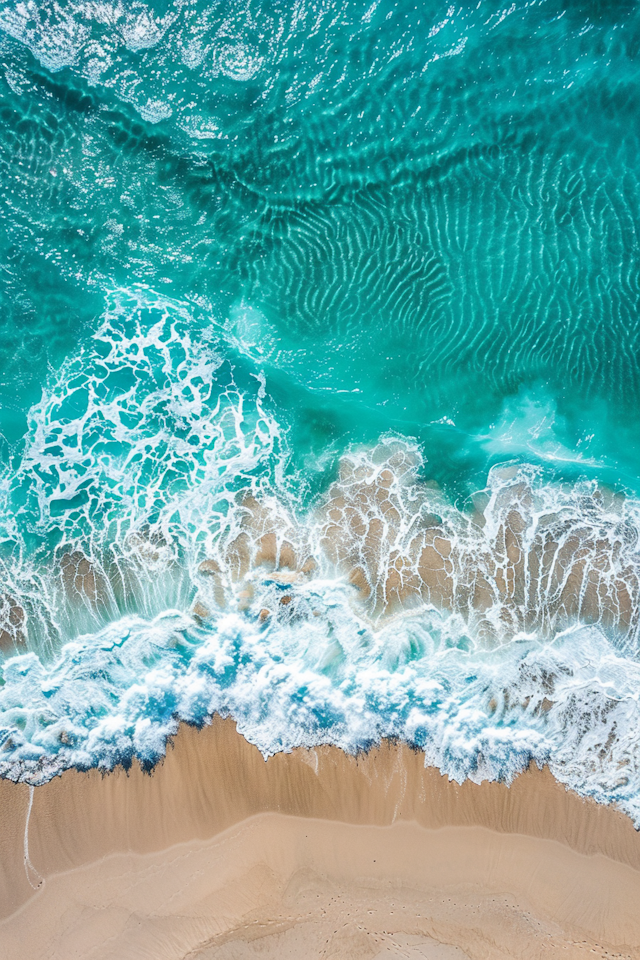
1 291 640 827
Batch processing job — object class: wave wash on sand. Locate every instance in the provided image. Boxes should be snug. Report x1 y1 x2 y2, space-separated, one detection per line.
3 349 640 825
2 719 640 959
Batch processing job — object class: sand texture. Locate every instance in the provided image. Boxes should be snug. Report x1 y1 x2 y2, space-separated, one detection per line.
1 717 640 959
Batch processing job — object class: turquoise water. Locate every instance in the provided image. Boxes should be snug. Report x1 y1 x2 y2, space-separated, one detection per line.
2 0 640 817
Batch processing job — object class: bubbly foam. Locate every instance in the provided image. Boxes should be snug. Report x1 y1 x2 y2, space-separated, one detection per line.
3 313 640 827
3 586 640 823
0 287 285 657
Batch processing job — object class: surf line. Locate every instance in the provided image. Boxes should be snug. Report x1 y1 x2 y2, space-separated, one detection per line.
24 785 44 890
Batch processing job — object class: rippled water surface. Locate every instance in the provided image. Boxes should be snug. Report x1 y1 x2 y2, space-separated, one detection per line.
2 0 640 819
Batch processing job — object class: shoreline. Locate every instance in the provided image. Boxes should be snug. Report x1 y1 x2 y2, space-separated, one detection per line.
2 716 640 958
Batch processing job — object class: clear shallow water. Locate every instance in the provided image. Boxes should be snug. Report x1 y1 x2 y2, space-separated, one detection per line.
1 0 640 819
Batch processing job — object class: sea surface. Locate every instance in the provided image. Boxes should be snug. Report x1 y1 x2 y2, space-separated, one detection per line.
2 0 640 820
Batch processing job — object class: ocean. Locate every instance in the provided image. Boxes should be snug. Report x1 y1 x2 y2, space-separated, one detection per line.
1 0 640 821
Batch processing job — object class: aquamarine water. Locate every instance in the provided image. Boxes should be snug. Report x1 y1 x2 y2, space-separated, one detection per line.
2 0 640 818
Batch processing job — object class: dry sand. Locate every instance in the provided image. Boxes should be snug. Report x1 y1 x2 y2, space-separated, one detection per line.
1 717 640 959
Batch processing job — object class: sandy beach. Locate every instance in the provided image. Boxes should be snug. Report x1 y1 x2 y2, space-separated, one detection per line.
1 717 639 959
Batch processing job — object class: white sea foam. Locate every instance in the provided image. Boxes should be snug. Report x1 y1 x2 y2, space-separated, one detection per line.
2 592 640 823
0 286 285 655
1 289 640 827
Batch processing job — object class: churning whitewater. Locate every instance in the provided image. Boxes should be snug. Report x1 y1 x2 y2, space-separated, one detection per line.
1 291 640 826
1 0 640 827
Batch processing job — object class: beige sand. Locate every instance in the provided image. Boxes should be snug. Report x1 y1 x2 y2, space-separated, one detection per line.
2 717 640 959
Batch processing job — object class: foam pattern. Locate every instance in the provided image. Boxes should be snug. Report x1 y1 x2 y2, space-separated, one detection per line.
317 444 640 649
0 288 284 655
3 592 640 824
3 415 640 824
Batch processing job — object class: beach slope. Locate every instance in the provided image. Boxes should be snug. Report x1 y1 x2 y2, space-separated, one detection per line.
1 717 640 959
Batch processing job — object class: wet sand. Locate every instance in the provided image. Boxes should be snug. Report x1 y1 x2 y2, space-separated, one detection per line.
1 717 640 959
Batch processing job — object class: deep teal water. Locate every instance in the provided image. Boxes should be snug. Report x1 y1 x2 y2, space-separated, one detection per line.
1 0 640 815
